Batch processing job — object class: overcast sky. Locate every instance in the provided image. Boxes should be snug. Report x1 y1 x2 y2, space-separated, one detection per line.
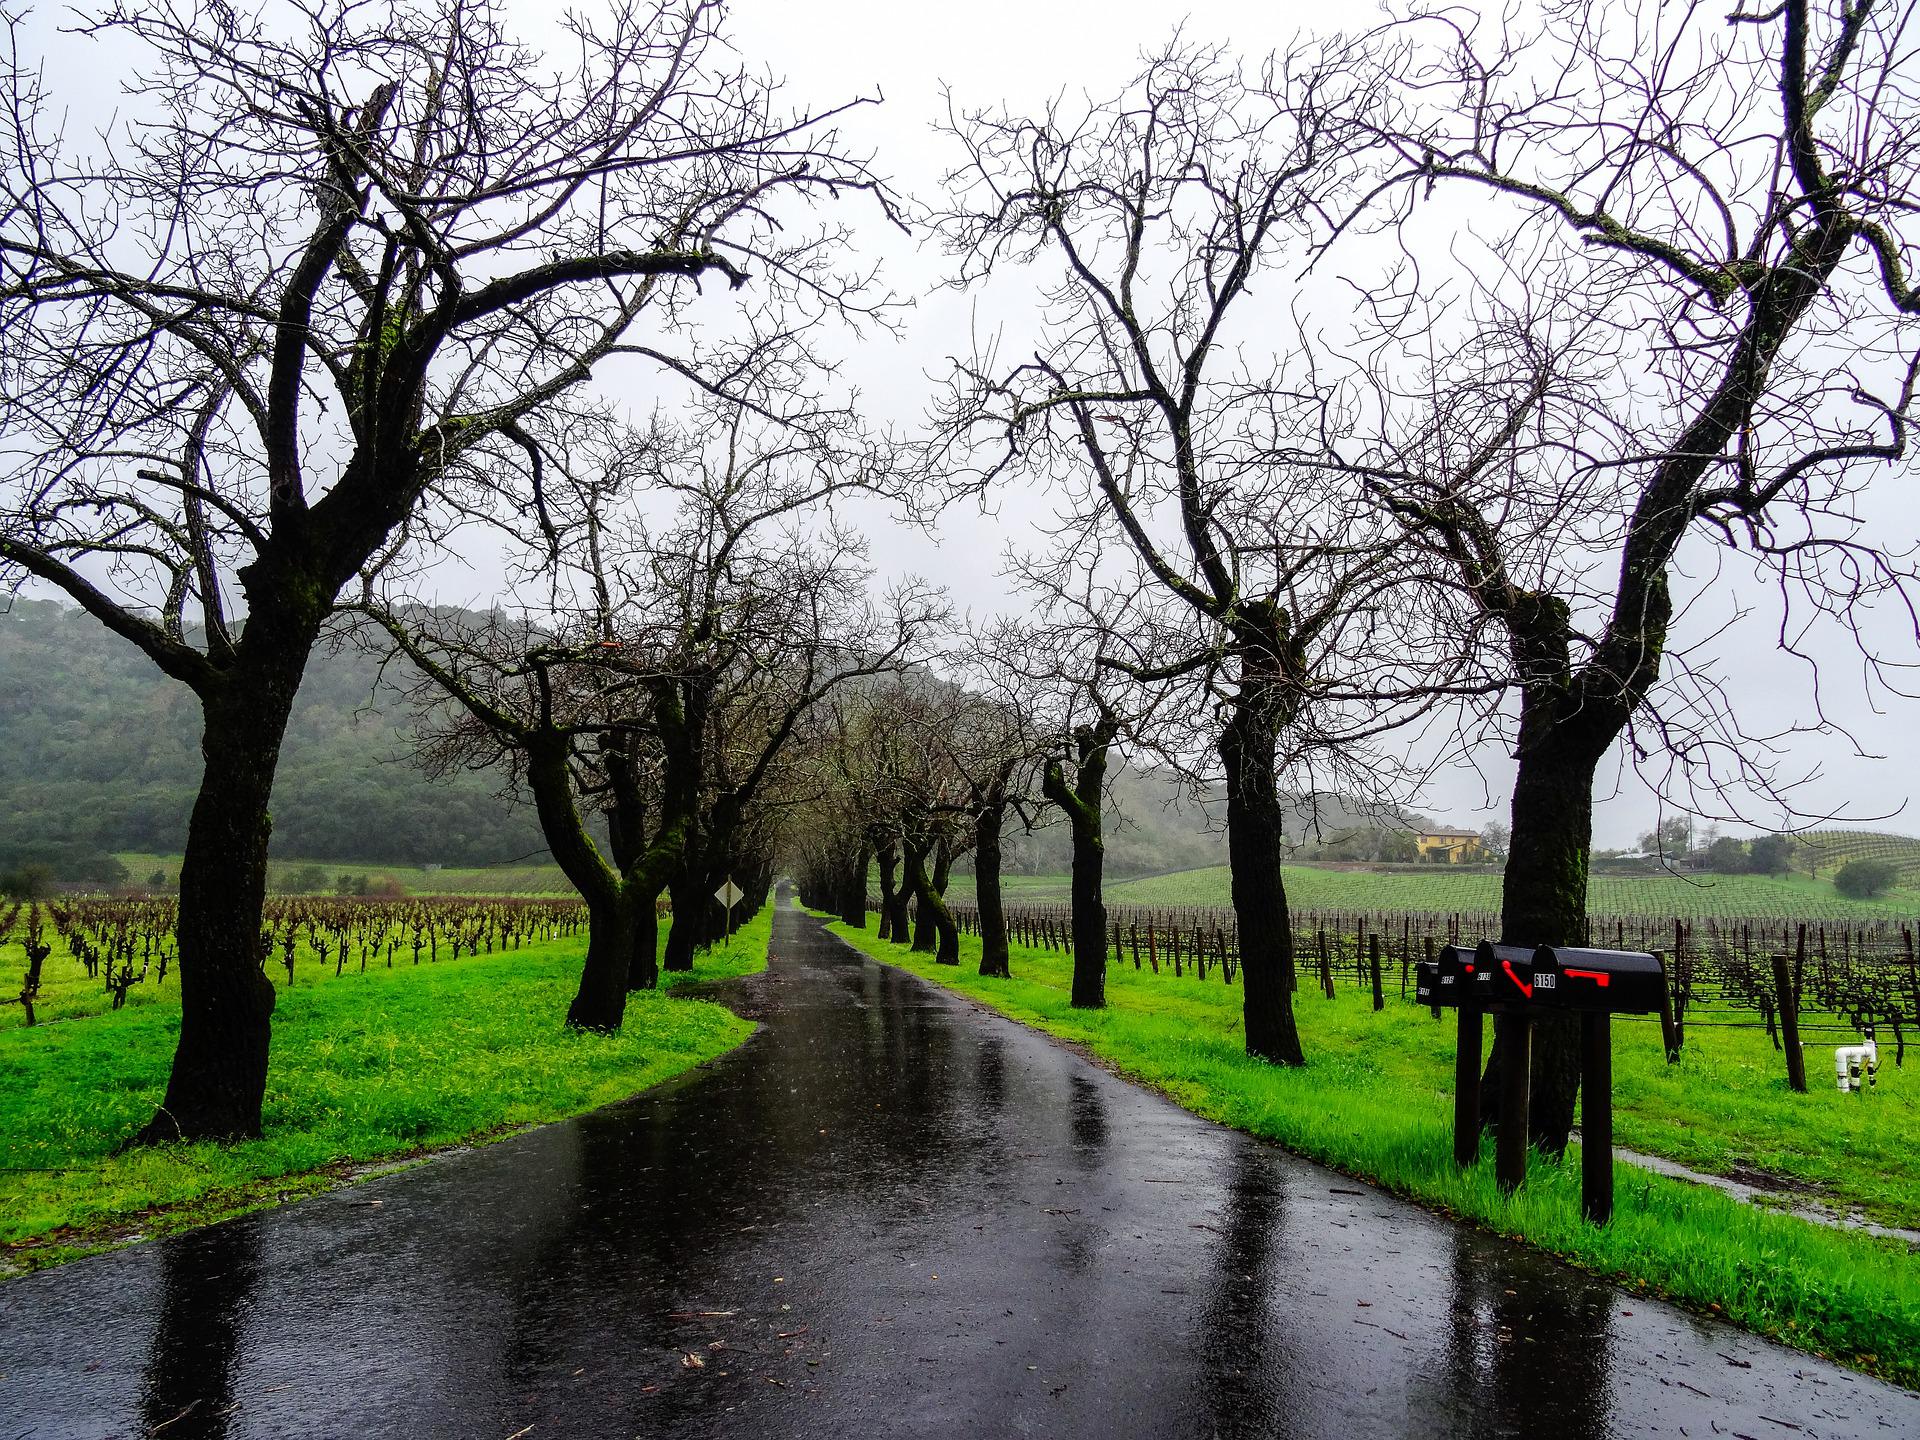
714 0 1920 848
15 0 1919 848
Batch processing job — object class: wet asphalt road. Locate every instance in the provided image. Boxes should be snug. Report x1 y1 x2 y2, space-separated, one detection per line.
3 905 1917 1439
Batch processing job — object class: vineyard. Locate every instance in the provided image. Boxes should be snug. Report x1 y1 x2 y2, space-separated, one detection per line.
1092 863 1920 920
1 895 588 1029
1795 830 1920 884
116 852 578 896
946 900 1920 1069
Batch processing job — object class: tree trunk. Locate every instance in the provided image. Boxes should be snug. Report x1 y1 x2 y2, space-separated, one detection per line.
839 843 869 928
876 839 900 941
1219 692 1305 1066
131 650 308 1145
627 898 661 992
664 870 698 972
976 800 1011 979
568 890 638 1030
904 838 959 963
1042 716 1116 1009
911 848 938 953
1065 820 1107 1006
1478 702 1603 1155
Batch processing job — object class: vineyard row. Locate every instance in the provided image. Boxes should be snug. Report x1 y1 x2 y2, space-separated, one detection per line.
939 900 1920 1060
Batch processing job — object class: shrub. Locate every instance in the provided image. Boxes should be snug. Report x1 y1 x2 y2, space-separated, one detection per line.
1746 833 1796 875
284 864 328 893
1700 835 1749 873
1834 858 1900 899
0 863 53 900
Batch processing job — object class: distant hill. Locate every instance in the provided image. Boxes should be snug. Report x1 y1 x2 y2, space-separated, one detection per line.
972 762 1426 880
0 599 547 870
1793 830 1920 883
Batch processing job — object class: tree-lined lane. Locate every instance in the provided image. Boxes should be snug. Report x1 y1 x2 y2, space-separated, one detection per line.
2 906 1914 1438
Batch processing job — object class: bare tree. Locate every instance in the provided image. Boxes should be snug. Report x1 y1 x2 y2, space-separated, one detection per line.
0 0 897 1140
930 646 1046 980
840 675 979 966
370 399 939 1023
1039 694 1121 1008
371 606 678 1028
934 38 1456 1062
1343 0 1920 1150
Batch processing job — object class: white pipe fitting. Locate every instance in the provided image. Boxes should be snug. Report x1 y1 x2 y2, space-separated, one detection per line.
1834 1028 1878 1093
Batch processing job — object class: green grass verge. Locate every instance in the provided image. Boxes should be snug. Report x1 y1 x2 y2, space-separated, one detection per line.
0 908 772 1271
826 916 1920 1390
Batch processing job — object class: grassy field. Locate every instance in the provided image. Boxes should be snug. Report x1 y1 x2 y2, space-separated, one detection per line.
105 846 1920 915
826 917 1920 1389
115 851 575 895
941 863 1920 920
0 909 771 1271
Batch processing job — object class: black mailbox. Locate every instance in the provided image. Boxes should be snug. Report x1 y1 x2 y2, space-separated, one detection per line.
1415 944 1480 1008
1471 941 1541 1010
1530 946 1665 1015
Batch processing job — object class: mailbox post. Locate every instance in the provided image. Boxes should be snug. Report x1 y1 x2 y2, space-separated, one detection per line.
1531 946 1666 1225
1421 940 1665 1220
1415 945 1485 1167
1473 942 1542 1196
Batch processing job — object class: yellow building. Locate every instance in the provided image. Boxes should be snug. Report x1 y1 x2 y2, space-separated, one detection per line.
1413 828 1484 864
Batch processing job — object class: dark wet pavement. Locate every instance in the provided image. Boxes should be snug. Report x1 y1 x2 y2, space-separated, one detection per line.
4 905 1917 1439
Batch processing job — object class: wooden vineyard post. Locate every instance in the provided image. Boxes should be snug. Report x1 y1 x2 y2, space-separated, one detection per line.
1494 1011 1532 1195
1317 928 1333 999
1369 934 1385 1012
1672 920 1689 1056
1145 920 1158 974
1580 1012 1614 1224
1906 926 1918 1052
1424 936 1439 1019
1655 950 1681 1063
1772 952 1807 1092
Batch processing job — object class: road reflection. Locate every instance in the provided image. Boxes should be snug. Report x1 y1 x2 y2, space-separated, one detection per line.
139 1217 259 1440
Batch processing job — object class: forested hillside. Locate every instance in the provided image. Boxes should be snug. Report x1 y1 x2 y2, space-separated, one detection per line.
956 767 1426 877
0 600 546 870
4 599 1424 880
